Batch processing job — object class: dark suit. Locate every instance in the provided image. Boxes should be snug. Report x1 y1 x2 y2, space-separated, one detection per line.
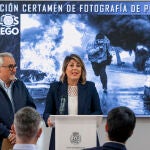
0 79 36 148
43 81 102 150
84 142 127 150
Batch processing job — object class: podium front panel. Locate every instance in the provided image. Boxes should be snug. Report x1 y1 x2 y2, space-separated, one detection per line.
51 115 102 150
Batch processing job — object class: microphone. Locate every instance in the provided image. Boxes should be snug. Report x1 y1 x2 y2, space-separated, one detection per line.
59 97 66 115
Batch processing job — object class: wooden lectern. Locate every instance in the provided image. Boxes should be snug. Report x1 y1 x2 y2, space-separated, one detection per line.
50 115 103 150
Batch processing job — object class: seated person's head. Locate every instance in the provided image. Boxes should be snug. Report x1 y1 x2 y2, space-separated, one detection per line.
106 106 136 143
14 107 42 143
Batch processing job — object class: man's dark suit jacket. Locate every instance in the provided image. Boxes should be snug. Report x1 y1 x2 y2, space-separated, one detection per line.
0 80 36 148
84 142 127 150
43 81 103 150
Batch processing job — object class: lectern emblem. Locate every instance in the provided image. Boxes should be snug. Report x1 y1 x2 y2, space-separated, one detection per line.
70 132 81 145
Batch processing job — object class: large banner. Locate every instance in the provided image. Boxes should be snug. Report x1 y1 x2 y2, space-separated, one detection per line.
1 1 150 116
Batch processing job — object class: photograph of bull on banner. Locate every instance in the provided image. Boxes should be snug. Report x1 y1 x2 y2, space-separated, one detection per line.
1 1 150 116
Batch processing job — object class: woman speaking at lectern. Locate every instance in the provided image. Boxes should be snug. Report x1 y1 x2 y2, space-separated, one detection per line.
43 53 102 150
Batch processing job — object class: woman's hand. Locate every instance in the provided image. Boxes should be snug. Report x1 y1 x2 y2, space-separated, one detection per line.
47 117 54 127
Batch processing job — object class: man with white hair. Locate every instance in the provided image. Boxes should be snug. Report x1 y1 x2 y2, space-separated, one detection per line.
0 52 36 149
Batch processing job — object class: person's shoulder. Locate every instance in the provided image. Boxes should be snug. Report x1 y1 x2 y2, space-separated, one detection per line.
82 81 96 90
50 81 63 92
85 81 95 86
14 79 25 86
50 81 62 87
83 147 102 150
13 79 30 90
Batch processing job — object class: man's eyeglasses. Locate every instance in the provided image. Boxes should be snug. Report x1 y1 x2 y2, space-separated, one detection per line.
1 64 17 71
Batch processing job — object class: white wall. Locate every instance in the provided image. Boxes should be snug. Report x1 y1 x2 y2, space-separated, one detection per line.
37 118 150 150
126 118 150 150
